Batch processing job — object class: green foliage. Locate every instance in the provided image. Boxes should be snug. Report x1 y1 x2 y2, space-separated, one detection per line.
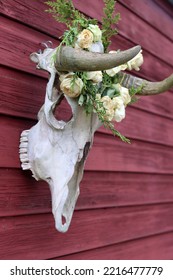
102 0 120 51
45 0 85 28
45 0 97 46
45 0 97 29
129 84 143 104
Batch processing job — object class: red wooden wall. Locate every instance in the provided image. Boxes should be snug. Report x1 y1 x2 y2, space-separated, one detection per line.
0 0 173 260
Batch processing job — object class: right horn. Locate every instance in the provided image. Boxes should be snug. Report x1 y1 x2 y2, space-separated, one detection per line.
118 72 173 95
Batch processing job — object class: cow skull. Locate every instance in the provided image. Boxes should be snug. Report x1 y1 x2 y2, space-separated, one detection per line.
19 42 173 232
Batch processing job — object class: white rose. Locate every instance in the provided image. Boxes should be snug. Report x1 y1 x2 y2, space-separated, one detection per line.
88 24 102 42
127 50 143 71
101 96 115 121
112 96 123 108
114 105 126 122
105 108 115 121
59 72 74 82
60 74 83 98
105 64 127 77
112 96 126 122
88 42 104 53
76 29 94 49
86 71 103 83
119 86 131 106
101 96 112 109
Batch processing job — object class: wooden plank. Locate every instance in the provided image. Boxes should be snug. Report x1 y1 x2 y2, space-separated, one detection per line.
0 204 173 259
0 67 46 119
133 93 173 119
0 168 51 217
107 105 173 145
86 134 173 173
0 15 58 76
55 231 173 260
0 0 64 38
78 172 173 209
154 0 173 18
0 117 35 169
1 116 173 173
1 169 173 217
119 0 173 41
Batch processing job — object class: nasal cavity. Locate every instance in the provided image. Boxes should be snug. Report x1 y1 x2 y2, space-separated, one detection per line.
61 215 66 226
54 96 73 122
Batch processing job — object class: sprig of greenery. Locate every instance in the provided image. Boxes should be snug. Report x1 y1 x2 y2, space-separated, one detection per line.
45 0 97 28
102 0 120 51
129 84 143 104
45 0 97 46
45 0 75 27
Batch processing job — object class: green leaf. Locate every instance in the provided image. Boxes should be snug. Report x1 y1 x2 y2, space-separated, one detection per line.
102 0 120 50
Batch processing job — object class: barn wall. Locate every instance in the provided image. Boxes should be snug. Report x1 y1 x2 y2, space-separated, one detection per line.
0 0 173 260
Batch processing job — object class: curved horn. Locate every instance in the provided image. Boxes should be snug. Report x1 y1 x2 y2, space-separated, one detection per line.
119 72 173 95
55 45 141 72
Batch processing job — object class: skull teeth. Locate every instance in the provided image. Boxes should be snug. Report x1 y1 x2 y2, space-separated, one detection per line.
20 154 29 162
19 142 28 148
19 148 27 154
20 136 28 142
19 130 31 171
21 163 31 170
21 130 30 137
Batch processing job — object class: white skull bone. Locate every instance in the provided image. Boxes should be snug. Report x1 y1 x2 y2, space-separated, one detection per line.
19 42 143 232
19 46 101 232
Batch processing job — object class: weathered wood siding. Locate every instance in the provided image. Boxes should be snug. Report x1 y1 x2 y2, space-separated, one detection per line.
0 0 173 259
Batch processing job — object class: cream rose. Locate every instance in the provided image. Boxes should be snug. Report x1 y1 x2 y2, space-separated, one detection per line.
105 64 127 77
60 73 83 98
112 96 126 122
76 29 94 49
59 72 74 82
127 50 143 71
101 96 115 121
105 51 127 76
88 42 104 53
119 86 131 106
114 105 126 122
88 24 102 42
86 71 103 83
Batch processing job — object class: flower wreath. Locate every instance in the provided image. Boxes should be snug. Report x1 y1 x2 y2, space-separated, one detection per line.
46 0 144 142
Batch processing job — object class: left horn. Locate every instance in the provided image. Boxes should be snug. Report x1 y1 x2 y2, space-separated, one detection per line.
55 45 141 72
118 72 173 95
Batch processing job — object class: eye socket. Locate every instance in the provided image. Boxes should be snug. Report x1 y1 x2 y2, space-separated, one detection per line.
54 95 73 123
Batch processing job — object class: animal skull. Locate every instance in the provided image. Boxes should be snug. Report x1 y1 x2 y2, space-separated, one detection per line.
19 42 173 232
